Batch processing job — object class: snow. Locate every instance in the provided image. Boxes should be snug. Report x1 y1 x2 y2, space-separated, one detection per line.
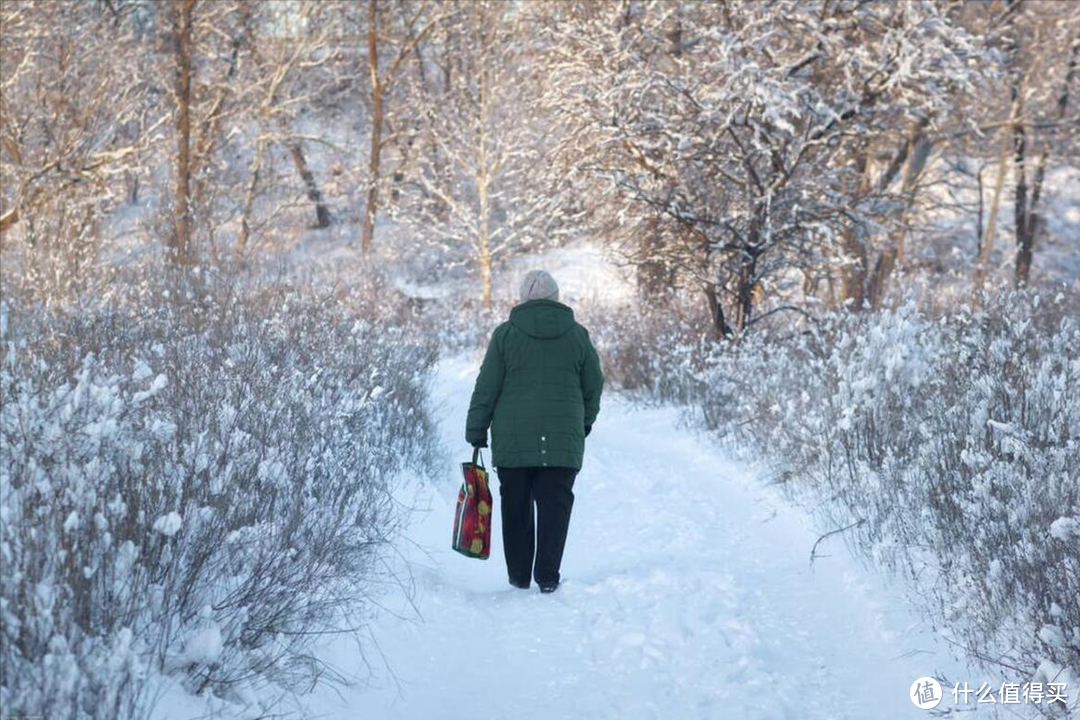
132 373 168 405
152 512 182 537
178 623 223 667
290 355 968 720
1039 625 1068 650
63 511 80 533
1049 516 1079 542
132 359 154 382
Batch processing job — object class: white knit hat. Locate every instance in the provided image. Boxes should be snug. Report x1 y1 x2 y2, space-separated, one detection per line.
519 269 560 303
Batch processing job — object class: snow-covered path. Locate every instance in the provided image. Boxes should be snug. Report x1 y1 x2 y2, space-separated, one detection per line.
307 356 963 720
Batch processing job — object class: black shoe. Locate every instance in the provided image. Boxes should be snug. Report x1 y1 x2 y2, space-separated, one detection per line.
509 578 530 590
539 582 559 594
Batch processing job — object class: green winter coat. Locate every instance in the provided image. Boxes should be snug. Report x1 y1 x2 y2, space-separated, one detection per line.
466 299 604 470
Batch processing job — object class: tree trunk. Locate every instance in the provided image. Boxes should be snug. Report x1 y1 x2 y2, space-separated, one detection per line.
733 203 765 331
637 218 672 300
478 151 491 309
840 146 874 308
477 45 492 310
867 121 930 310
288 142 331 228
1012 98 1030 286
361 92 383 255
361 0 382 255
866 251 896 311
1015 38 1078 288
974 107 1016 291
704 282 734 338
975 163 985 250
238 138 265 255
0 207 19 234
478 141 491 309
479 227 492 310
171 0 196 265
733 249 759 331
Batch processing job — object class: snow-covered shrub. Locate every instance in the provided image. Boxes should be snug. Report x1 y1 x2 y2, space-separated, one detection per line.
678 291 1078 703
424 300 510 356
579 298 707 402
0 273 438 718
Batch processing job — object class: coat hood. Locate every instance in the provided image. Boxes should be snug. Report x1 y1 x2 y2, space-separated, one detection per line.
509 299 575 339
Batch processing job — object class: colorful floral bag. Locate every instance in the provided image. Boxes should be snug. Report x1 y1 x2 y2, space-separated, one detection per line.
452 448 493 559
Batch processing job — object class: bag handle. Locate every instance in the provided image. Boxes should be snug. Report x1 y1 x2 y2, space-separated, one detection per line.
472 447 485 468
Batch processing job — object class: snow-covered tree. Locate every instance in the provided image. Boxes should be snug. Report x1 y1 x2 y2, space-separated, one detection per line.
541 0 983 333
0 0 155 299
392 1 568 309
359 0 441 255
966 0 1079 289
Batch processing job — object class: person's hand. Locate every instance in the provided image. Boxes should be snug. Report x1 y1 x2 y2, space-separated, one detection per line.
585 424 592 438
470 438 488 449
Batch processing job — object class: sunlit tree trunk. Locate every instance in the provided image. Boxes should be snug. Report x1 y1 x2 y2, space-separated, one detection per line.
975 95 1021 291
477 45 492 309
361 0 383 255
360 0 435 255
170 0 196 265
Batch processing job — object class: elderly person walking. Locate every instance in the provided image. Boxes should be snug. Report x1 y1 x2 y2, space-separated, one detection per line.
466 270 604 593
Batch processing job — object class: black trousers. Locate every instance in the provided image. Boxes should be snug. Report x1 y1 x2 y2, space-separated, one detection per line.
496 466 577 587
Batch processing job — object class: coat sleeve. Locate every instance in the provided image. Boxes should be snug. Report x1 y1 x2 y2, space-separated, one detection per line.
580 328 604 429
465 327 505 445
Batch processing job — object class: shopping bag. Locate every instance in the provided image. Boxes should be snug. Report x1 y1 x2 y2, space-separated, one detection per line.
452 447 493 559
